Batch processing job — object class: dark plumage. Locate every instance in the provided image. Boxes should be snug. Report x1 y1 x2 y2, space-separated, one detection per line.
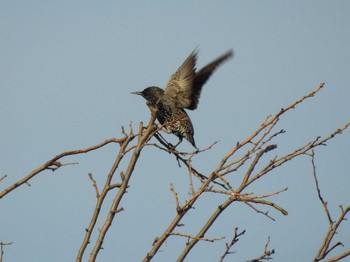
132 49 234 148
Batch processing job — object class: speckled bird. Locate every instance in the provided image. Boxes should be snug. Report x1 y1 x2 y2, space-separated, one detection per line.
132 49 234 148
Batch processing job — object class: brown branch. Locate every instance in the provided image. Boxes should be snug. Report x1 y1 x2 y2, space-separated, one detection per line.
144 170 218 261
205 188 232 196
0 138 128 199
238 187 288 216
242 121 350 190
178 116 349 261
150 135 228 189
247 187 288 200
144 83 334 261
108 183 122 190
172 85 350 261
186 154 197 196
46 161 79 171
312 152 350 262
240 200 276 221
170 183 181 213
314 206 350 262
246 236 275 261
76 134 137 261
219 227 246 262
87 111 158 261
88 173 100 199
242 145 277 185
326 250 350 262
311 150 333 224
217 83 325 172
176 195 237 261
170 232 224 243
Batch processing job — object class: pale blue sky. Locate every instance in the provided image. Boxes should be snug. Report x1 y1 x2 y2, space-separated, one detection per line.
1 1 350 261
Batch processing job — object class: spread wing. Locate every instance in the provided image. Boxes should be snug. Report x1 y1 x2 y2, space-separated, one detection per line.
187 50 234 110
163 50 198 108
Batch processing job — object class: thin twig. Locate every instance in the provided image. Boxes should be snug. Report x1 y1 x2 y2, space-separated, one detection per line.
245 236 275 261
0 242 13 262
0 175 7 183
77 135 137 261
170 183 181 213
310 150 333 223
170 232 224 243
151 135 227 189
219 227 246 262
312 151 350 262
87 110 158 261
0 138 127 199
218 83 325 172
88 173 100 199
145 83 328 261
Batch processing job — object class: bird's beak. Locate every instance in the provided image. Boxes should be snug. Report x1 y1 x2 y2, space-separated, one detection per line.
131 91 143 96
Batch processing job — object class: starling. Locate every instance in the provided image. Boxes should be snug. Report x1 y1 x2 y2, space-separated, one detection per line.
132 49 234 148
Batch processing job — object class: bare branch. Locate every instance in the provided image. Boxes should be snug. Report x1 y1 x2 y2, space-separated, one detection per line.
4 82 349 262
170 183 181 213
326 250 350 262
170 232 224 243
0 175 7 183
242 197 288 216
88 173 100 199
0 242 14 262
311 150 333 224
219 227 246 262
86 110 158 261
46 161 78 171
218 83 325 172
246 236 275 261
312 152 350 262
145 83 350 261
0 138 128 199
150 134 228 189
242 145 277 185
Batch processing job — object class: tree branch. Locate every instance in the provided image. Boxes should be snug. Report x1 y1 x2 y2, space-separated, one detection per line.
87 110 158 261
0 138 128 199
312 152 350 262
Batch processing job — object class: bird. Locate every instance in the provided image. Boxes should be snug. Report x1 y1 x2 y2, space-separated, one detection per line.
132 49 234 148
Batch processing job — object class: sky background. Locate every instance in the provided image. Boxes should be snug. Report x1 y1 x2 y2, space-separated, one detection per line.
1 1 350 261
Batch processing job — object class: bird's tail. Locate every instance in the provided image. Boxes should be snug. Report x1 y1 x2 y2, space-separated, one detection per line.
185 133 197 149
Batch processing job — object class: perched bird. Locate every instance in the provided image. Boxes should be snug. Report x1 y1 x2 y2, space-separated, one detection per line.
132 49 234 148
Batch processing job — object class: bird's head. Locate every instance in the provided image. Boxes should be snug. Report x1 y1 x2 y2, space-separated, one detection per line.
131 86 164 105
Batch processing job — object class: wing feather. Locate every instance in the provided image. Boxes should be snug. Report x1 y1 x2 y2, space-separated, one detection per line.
164 50 198 108
164 49 234 110
187 50 234 110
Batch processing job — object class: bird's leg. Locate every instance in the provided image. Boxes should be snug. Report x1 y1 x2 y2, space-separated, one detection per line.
155 132 174 151
156 131 168 143
170 138 183 151
155 131 181 151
